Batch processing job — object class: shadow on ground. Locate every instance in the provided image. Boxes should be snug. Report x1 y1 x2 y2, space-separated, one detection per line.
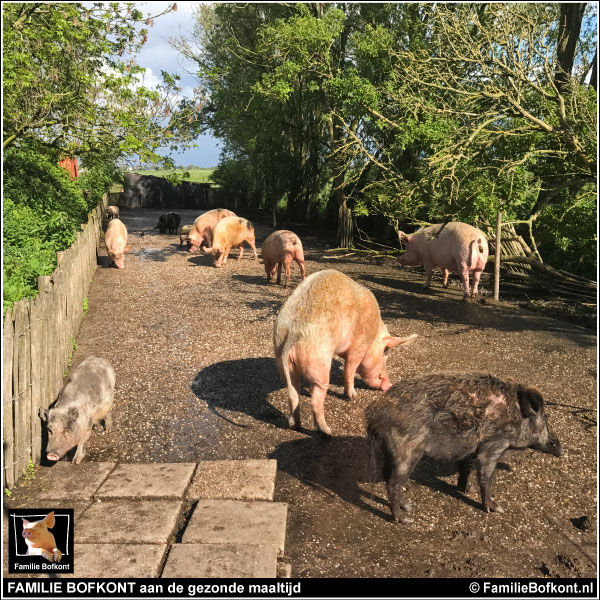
191 357 287 428
357 273 596 348
271 436 513 522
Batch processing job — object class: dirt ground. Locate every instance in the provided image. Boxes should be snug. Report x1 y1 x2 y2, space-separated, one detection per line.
68 208 596 578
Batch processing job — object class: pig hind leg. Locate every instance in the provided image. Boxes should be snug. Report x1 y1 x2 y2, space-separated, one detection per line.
456 455 475 493
471 269 483 296
296 255 306 281
310 383 332 436
442 268 450 288
287 368 302 430
276 263 283 285
459 266 471 300
247 238 259 261
474 440 510 513
423 267 434 289
283 256 293 288
305 357 333 436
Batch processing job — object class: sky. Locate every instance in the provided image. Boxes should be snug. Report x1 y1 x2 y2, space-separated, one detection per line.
135 2 222 167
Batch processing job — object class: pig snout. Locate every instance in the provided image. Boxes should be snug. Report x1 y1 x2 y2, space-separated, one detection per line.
360 371 392 391
380 378 393 392
22 529 32 539
46 452 60 461
537 430 562 457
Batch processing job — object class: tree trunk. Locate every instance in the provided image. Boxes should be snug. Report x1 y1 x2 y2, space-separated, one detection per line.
337 202 353 249
555 3 586 94
588 49 597 91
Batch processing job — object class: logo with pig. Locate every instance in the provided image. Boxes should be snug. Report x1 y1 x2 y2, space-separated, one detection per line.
8 509 74 573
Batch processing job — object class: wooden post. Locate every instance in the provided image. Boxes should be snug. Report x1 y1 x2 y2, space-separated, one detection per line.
3 309 15 489
14 301 32 478
494 209 502 300
29 297 42 464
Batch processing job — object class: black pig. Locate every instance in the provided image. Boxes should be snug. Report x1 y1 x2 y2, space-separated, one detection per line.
365 373 561 524
154 212 181 235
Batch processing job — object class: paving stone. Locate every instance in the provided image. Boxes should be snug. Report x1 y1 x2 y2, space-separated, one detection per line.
162 543 277 578
183 500 287 556
187 459 277 501
56 544 167 578
32 463 116 500
95 463 196 500
75 500 182 544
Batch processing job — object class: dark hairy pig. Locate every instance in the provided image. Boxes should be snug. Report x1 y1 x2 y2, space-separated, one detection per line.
366 373 561 523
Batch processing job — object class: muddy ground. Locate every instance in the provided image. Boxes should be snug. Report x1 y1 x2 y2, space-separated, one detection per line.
52 209 597 578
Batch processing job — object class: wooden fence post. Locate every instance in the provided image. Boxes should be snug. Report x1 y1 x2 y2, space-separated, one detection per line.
494 210 502 300
3 310 15 489
29 297 42 464
14 301 32 478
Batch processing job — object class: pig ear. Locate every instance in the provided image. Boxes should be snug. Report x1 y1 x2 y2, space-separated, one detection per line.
39 408 48 422
517 385 544 417
44 512 56 528
22 518 30 526
384 333 418 349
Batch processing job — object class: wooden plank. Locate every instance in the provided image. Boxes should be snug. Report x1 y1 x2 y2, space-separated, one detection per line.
29 297 42 464
36 278 50 424
3 310 15 489
14 301 32 480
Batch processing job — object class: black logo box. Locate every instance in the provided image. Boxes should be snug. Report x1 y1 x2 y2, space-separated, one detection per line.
8 508 74 574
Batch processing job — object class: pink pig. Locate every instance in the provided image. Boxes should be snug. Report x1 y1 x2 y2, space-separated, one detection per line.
398 222 489 300
205 216 259 268
274 269 418 436
187 209 236 252
261 230 306 288
104 219 130 269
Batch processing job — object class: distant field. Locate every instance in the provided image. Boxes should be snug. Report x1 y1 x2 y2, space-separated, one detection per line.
131 168 216 184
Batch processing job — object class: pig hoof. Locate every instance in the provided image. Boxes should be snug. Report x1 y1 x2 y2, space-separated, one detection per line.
288 418 300 431
53 550 62 563
393 512 414 525
485 499 505 514
318 428 332 439
399 501 413 512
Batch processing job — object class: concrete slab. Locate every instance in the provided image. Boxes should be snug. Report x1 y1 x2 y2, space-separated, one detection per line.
183 500 287 556
162 543 277 578
187 460 277 501
75 500 182 544
95 463 196 500
31 462 116 500
57 544 167 578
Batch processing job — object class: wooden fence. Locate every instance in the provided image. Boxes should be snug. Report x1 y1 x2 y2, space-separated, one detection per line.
3 195 108 489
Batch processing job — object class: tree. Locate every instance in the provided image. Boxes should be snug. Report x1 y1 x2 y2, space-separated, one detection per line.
337 3 597 275
3 2 202 165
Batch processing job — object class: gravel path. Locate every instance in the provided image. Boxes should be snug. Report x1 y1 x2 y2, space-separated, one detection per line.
71 208 596 578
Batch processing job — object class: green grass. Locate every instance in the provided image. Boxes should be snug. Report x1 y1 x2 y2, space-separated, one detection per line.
134 168 216 184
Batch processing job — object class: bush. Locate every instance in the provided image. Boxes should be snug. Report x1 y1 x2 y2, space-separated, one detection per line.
3 144 120 312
